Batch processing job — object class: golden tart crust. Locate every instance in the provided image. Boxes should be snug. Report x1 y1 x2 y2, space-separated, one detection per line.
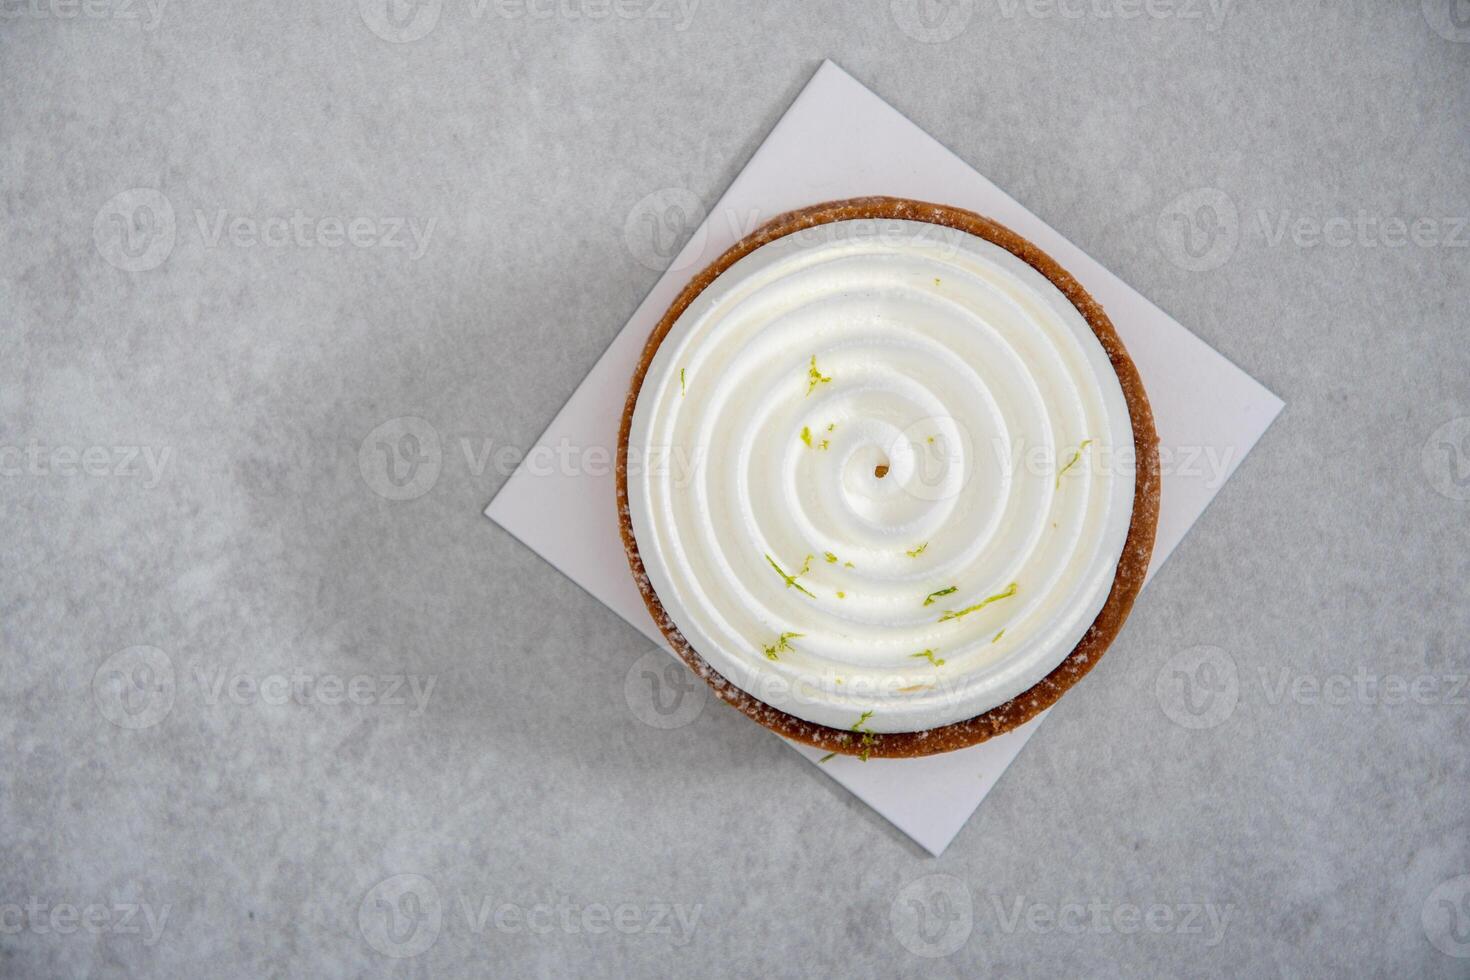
616 196 1161 758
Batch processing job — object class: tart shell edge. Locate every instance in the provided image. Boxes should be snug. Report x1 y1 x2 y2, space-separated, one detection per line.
614 196 1162 759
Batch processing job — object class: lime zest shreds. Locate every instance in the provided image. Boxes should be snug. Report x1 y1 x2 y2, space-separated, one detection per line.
819 439 830 450
800 426 812 447
825 552 839 564
761 631 804 661
911 649 945 667
847 710 878 762
993 628 1006 643
679 367 686 397
939 581 1018 622
923 585 958 607
836 591 846 599
1055 439 1094 488
765 553 816 598
818 752 836 764
826 423 836 432
806 355 832 396
906 542 928 558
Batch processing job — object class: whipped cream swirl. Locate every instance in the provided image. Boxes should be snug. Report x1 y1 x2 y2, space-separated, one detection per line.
627 219 1135 733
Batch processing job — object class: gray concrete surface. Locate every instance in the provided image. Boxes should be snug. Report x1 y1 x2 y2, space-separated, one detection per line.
3 1 1469 976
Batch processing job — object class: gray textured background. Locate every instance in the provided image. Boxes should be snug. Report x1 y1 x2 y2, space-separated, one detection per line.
3 1 1469 976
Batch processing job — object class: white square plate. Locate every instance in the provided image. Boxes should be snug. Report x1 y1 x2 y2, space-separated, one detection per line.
486 61 1283 855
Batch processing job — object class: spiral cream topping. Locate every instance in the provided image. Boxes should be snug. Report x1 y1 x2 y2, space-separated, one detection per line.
627 219 1135 733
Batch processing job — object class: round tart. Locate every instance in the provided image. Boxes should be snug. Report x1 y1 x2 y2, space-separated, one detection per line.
616 197 1160 758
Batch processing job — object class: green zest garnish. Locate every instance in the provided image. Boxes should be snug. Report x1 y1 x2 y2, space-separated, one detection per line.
806 355 832 396
847 710 878 762
923 585 958 607
679 368 686 397
836 591 846 599
911 649 945 667
761 631 804 661
800 426 812 447
993 628 1006 643
939 581 1018 622
765 553 816 598
818 752 836 764
1056 439 1093 488
824 551 855 569
906 543 928 558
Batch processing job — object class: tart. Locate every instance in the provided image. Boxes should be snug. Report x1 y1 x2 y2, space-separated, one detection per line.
616 197 1160 758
